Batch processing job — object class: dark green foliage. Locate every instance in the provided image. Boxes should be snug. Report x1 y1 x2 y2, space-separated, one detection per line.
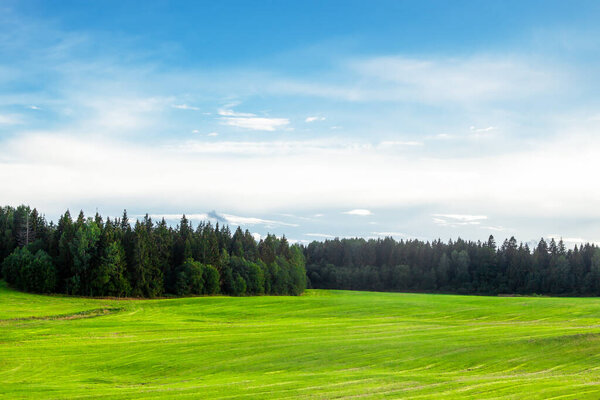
0 205 305 298
154 218 174 292
1 247 27 287
97 241 130 297
228 256 265 295
68 218 101 295
173 259 221 296
174 259 204 295
130 219 163 298
25 250 57 293
232 273 247 296
202 263 220 295
2 247 56 293
10 203 600 298
56 211 75 292
305 235 600 296
0 207 17 265
287 245 307 295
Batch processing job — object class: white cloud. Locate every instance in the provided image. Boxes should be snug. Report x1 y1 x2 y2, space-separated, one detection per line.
73 96 168 133
482 226 508 232
172 104 200 110
258 55 563 105
191 130 218 136
222 116 289 131
169 139 367 156
218 108 256 117
343 209 372 216
433 214 488 222
305 233 336 238
2 4 596 242
305 116 326 123
276 213 317 222
349 56 562 104
433 214 488 227
220 213 298 227
4 119 600 243
469 126 497 139
27 105 40 110
287 239 311 244
470 126 497 132
0 114 22 125
122 211 298 229
1 130 598 222
379 140 423 147
546 235 600 245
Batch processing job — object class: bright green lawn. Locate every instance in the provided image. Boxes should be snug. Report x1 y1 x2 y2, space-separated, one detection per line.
2 281 600 399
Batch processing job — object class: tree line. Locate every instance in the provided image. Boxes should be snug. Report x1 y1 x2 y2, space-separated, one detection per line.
0 205 306 297
4 205 600 298
304 236 600 295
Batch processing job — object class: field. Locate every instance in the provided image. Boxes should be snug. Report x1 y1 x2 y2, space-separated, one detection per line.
2 282 600 399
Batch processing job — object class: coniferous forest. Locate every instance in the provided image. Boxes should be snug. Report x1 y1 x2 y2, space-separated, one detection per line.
0 205 306 297
2 205 600 297
305 236 600 296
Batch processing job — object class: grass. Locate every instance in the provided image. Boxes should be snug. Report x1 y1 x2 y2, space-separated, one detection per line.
2 281 600 399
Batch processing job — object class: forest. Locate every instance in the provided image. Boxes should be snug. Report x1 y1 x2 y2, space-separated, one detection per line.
305 236 600 295
0 205 306 297
3 205 600 298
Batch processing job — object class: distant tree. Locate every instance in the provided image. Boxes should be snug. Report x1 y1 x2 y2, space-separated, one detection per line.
68 218 101 295
2 247 56 293
174 259 205 296
97 241 130 297
203 264 220 295
587 249 600 294
14 205 35 247
436 253 450 288
550 255 572 294
452 250 470 288
154 218 174 292
130 220 163 297
232 273 247 296
0 205 307 298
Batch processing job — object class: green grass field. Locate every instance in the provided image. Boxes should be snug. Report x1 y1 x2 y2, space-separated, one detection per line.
2 281 600 399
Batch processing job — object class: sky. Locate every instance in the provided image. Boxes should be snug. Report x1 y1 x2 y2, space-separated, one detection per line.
1 0 600 245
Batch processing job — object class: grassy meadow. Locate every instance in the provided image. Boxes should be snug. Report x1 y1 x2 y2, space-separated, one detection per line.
2 281 600 399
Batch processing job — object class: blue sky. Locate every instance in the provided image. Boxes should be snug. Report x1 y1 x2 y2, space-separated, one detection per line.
2 1 600 245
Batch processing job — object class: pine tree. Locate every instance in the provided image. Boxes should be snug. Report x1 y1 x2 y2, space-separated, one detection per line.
14 205 35 247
